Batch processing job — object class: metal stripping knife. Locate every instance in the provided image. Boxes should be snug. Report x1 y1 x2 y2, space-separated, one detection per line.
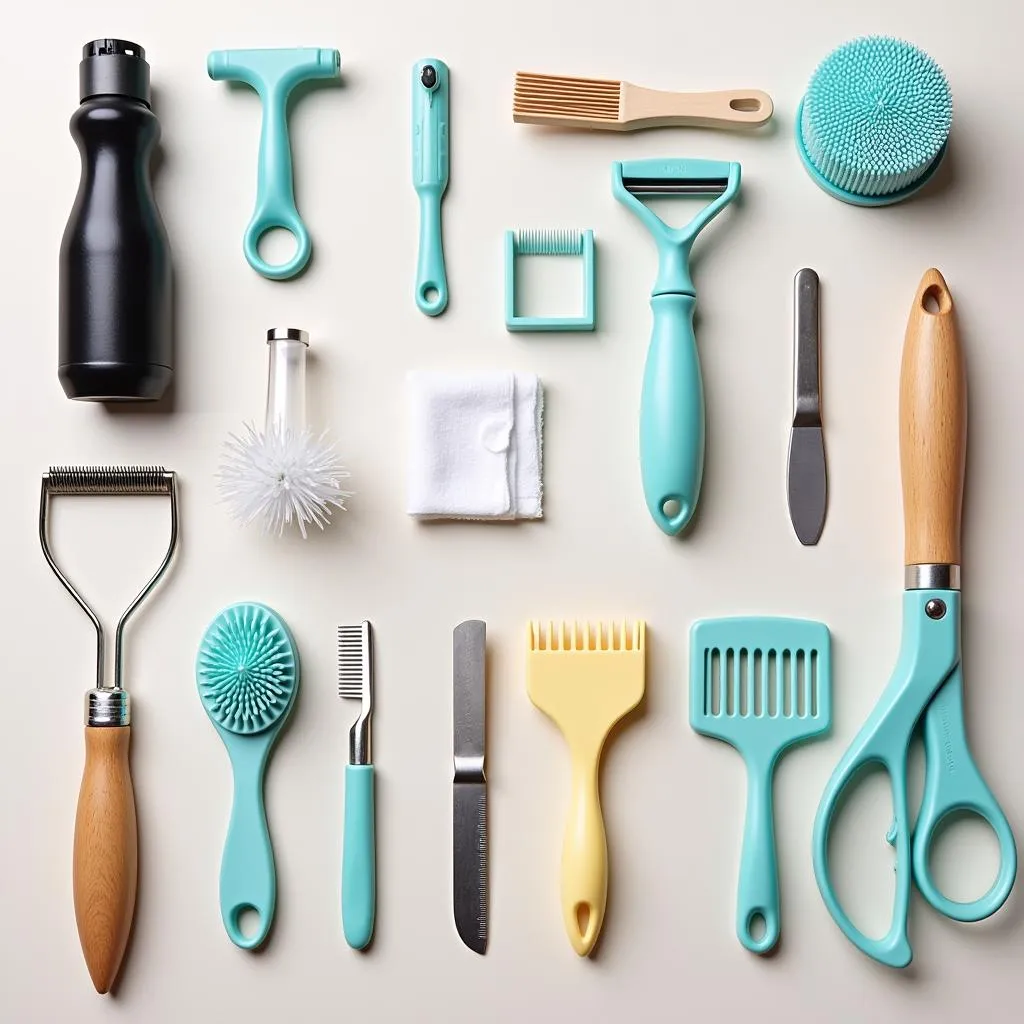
453 620 487 953
787 268 827 545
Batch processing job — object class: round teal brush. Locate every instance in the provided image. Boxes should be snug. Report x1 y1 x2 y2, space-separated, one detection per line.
797 37 953 206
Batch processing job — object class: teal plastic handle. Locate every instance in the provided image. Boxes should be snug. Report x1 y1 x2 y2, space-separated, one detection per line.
640 293 704 534
737 755 781 954
612 159 740 536
412 59 449 315
813 591 1017 967
243 85 311 281
342 764 376 949
220 738 276 950
416 192 447 315
208 48 341 281
913 668 1017 920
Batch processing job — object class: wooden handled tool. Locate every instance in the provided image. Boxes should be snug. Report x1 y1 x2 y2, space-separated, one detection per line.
513 72 773 131
899 268 966 567
74 725 137 993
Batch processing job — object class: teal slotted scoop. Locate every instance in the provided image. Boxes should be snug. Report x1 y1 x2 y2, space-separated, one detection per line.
690 617 831 953
197 602 299 949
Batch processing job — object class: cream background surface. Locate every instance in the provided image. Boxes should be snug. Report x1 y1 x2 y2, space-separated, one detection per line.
2 1 1022 1021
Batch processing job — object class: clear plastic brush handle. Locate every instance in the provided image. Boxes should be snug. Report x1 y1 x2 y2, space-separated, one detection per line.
265 328 309 435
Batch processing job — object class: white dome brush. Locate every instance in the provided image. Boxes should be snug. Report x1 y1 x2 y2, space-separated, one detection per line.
218 328 351 537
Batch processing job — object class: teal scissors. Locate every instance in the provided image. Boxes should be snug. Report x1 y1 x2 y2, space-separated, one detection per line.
813 270 1017 968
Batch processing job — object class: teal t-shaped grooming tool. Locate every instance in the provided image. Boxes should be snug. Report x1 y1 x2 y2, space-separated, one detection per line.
612 159 741 536
209 48 341 281
412 58 450 315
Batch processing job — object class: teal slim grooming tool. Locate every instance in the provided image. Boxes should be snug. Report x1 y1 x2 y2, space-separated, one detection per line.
813 270 1016 968
612 159 741 535
796 37 952 206
690 617 831 954
412 59 450 315
208 48 341 280
197 602 300 949
505 229 595 332
338 622 376 950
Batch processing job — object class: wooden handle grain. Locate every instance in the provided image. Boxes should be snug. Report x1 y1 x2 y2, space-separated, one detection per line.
73 726 137 994
900 269 966 567
624 85 774 129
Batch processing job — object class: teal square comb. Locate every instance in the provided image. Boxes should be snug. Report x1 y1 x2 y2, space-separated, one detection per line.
505 228 595 332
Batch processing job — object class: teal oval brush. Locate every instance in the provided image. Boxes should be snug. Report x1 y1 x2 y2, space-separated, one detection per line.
797 37 952 206
197 602 299 949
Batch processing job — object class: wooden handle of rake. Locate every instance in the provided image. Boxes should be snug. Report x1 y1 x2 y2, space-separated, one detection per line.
74 725 138 994
900 268 966 568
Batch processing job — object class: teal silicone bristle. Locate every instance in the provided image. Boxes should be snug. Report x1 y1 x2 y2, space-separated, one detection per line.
514 229 584 256
197 603 298 735
797 37 952 206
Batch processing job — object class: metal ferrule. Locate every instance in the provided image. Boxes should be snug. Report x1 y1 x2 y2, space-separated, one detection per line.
86 688 130 727
349 712 371 765
905 564 961 591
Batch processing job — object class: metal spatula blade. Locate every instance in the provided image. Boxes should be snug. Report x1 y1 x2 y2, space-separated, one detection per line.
689 617 832 954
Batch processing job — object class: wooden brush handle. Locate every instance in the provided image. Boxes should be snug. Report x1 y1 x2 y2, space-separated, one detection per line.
900 269 966 567
623 85 773 129
73 726 137 994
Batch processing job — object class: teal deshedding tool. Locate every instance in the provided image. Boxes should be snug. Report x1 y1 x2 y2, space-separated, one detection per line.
197 602 300 949
690 617 832 954
412 59 450 315
505 229 595 332
796 37 952 206
613 159 741 535
208 48 341 280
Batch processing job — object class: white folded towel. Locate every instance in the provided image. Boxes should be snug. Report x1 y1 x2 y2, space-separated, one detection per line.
406 371 543 520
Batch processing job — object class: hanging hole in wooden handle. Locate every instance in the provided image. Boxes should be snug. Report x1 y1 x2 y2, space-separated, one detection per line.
730 97 762 112
921 283 952 315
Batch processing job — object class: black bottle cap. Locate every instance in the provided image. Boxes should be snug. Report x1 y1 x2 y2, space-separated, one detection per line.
79 39 151 105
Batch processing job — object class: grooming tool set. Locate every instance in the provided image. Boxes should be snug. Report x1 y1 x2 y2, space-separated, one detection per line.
38 28 1018 996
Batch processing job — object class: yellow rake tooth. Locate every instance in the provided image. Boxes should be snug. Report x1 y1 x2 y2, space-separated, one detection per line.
548 620 555 650
561 622 569 651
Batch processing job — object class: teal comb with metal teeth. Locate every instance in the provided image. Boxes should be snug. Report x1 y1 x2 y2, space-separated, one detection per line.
796 36 953 206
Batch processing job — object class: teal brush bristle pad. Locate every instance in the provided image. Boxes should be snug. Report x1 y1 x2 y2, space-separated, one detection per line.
197 602 299 949
797 36 952 206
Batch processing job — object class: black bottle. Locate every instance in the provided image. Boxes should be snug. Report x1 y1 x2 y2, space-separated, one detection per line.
59 40 172 401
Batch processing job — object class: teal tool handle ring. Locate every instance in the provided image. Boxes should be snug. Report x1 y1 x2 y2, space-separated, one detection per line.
737 755 781 954
342 764 377 949
415 191 448 315
814 750 915 968
220 738 276 950
244 210 311 281
640 294 704 534
912 668 1017 921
